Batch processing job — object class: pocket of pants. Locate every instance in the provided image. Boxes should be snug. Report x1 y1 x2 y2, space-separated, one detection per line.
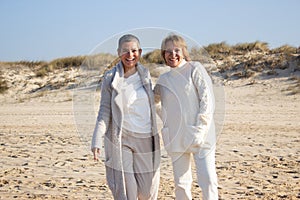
104 157 113 168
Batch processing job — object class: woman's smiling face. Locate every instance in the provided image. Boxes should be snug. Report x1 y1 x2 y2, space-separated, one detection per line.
163 41 184 68
118 41 141 69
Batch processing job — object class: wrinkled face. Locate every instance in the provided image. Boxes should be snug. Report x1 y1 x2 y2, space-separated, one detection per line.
118 41 142 69
163 41 184 68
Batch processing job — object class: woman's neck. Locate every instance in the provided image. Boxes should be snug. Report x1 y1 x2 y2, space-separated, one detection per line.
124 66 137 78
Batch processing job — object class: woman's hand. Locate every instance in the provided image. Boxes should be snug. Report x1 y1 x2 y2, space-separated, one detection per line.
92 147 100 161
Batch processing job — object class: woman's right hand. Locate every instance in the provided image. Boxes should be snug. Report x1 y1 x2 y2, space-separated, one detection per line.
92 147 100 161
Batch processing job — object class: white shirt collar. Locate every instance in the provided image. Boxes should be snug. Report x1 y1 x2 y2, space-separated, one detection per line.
178 59 187 68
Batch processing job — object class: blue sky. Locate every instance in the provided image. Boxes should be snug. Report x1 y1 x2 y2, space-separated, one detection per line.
0 0 299 62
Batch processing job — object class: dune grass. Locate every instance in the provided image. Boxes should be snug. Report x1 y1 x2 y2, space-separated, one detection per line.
0 42 299 86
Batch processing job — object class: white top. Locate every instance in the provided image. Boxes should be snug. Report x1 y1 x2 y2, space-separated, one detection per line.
121 72 151 134
155 61 215 153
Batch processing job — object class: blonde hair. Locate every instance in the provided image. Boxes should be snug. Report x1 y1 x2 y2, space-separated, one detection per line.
161 34 191 62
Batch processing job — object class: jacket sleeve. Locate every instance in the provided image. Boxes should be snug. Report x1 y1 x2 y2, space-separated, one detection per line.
91 72 113 149
191 62 215 136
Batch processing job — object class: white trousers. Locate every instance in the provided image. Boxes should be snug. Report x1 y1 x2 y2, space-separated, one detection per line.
170 148 218 200
122 130 160 200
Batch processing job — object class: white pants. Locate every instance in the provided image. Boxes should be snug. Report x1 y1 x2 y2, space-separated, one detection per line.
170 148 218 200
122 130 160 200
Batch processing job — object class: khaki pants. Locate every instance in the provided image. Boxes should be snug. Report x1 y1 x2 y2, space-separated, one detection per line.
122 130 160 200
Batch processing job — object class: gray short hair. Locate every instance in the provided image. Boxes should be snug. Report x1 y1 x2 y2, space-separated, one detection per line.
118 34 141 50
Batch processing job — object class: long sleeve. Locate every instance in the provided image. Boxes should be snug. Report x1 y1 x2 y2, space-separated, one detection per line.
191 63 215 136
91 74 112 149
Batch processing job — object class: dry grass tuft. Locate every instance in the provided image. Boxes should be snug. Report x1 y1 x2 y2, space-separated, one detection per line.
232 41 269 53
0 76 8 94
204 42 231 60
271 45 298 56
142 49 164 64
36 56 87 77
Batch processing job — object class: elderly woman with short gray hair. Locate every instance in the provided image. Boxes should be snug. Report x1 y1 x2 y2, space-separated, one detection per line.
92 34 160 200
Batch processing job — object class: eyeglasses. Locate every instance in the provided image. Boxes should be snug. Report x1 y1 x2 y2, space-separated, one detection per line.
164 48 182 55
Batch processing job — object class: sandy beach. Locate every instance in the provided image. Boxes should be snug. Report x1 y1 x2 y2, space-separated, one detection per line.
0 74 299 199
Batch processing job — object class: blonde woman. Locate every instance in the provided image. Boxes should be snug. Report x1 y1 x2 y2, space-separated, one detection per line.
154 34 218 200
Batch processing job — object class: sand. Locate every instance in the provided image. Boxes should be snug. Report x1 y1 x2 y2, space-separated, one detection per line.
0 76 299 199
